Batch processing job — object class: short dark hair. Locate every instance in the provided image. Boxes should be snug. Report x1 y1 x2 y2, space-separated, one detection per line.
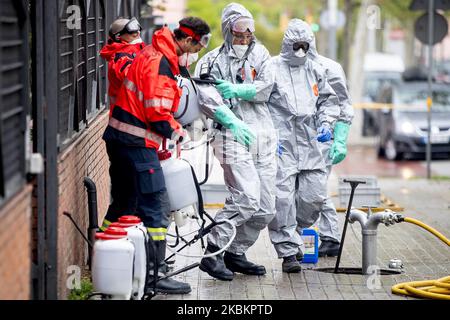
174 17 210 44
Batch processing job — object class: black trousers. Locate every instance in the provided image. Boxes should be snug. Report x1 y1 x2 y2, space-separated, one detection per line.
102 141 170 240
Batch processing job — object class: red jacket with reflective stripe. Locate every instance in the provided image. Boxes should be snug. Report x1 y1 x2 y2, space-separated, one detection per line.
100 41 145 114
103 27 185 150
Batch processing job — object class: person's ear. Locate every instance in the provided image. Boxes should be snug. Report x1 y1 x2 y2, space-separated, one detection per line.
185 36 194 46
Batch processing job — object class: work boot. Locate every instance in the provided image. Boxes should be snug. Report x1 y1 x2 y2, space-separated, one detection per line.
199 244 234 281
282 255 302 273
318 240 340 257
146 240 192 295
224 252 266 276
296 250 304 262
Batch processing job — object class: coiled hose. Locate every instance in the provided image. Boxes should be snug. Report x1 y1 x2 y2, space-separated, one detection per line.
392 217 450 300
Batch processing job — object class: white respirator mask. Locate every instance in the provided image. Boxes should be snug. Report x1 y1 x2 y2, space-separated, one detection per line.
179 52 199 68
232 45 248 59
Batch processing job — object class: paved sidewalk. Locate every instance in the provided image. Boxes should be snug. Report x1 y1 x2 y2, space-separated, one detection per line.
155 178 450 300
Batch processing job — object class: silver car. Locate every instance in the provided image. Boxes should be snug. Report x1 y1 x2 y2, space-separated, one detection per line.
376 81 450 160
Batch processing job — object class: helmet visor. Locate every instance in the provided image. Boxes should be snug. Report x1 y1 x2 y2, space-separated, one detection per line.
231 17 255 33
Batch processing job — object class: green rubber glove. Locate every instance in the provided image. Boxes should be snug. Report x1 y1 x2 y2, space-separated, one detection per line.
216 79 256 100
330 121 350 165
214 105 256 146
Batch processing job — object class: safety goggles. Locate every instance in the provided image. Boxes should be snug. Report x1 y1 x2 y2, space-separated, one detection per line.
231 17 255 33
231 31 254 42
179 26 211 48
293 41 309 52
120 17 142 35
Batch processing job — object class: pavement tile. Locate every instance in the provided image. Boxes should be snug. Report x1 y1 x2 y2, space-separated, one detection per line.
155 179 450 301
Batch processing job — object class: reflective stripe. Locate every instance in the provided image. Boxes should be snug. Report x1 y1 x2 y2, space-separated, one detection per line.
109 118 163 145
144 98 173 110
100 219 111 232
148 227 167 241
123 78 144 101
147 227 168 233
124 78 174 109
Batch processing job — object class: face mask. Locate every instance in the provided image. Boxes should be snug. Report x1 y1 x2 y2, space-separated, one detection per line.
232 44 248 59
289 48 307 66
129 38 143 44
179 52 199 68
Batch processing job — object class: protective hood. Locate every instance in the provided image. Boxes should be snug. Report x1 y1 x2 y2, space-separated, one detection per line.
152 26 180 75
221 3 254 50
100 41 143 61
280 19 316 62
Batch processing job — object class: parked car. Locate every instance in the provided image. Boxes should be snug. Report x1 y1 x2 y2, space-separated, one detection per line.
376 80 450 160
361 52 405 136
434 60 450 83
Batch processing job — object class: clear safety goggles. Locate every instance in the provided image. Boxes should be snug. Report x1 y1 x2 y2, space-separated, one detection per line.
231 31 254 42
199 33 212 48
293 41 309 52
231 17 255 33
121 17 142 35
179 25 211 48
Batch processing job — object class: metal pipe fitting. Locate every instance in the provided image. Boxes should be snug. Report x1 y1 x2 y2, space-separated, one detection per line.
349 209 401 274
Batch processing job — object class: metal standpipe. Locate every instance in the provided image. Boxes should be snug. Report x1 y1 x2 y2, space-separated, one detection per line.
348 208 401 274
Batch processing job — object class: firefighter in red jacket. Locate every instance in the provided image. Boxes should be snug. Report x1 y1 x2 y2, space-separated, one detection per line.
102 17 211 295
100 18 146 114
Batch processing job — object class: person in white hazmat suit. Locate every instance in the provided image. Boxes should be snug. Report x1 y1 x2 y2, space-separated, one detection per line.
267 19 340 273
193 3 277 281
295 22 354 258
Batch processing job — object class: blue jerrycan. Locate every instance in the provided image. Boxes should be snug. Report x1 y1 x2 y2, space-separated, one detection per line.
300 228 319 264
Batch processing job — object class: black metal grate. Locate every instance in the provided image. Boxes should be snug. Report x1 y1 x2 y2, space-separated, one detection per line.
0 0 27 199
58 0 107 148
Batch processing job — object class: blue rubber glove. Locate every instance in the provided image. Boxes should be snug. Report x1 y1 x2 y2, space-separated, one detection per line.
216 79 256 100
214 105 256 146
317 123 332 143
277 142 283 157
330 122 350 164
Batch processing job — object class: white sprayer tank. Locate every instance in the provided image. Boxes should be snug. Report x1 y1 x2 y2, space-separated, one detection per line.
174 76 201 126
111 215 148 300
92 227 135 300
160 153 198 212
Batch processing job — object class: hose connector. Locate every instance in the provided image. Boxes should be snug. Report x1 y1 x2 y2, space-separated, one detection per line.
379 210 395 226
393 213 405 223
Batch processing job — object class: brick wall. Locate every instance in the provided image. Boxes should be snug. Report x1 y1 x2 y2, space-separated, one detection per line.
57 111 111 299
0 185 33 300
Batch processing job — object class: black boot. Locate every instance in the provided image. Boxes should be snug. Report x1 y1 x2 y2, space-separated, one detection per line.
318 240 340 257
224 252 266 275
282 255 302 273
296 250 304 262
146 240 192 295
199 244 234 281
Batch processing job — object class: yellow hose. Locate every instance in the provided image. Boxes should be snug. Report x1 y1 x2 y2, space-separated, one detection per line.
403 217 450 246
391 217 450 300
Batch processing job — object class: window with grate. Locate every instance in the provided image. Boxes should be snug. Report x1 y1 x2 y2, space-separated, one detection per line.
0 0 28 202
58 0 107 149
58 0 86 146
97 0 106 114
86 0 107 120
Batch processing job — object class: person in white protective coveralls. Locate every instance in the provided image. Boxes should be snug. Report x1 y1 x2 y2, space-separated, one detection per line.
267 19 340 273
194 3 277 281
295 22 354 258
